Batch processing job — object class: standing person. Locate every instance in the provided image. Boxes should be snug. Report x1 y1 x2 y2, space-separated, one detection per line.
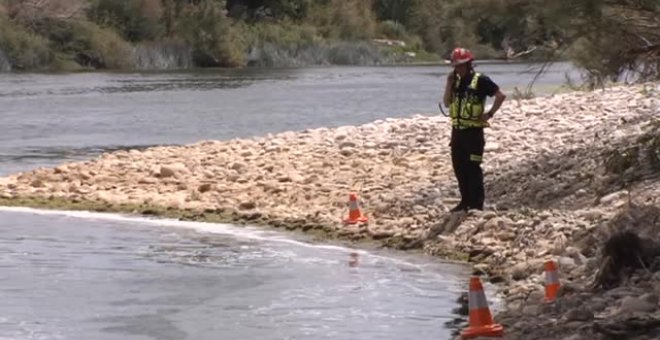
442 47 506 212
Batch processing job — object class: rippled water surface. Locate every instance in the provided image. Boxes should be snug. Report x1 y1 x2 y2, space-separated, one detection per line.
0 63 577 175
0 64 570 339
1 208 472 339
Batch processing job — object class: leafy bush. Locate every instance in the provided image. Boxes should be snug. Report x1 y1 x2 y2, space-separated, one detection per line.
227 0 311 21
378 20 407 40
89 0 163 42
240 20 317 48
36 18 133 69
373 0 413 26
0 16 52 70
175 0 245 67
308 0 377 40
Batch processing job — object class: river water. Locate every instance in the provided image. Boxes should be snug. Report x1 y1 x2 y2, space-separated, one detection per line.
0 62 577 339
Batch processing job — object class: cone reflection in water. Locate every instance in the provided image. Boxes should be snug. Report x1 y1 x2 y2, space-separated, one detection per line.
348 252 359 267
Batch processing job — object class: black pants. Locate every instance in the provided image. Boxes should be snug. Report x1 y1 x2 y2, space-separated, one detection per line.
450 128 485 210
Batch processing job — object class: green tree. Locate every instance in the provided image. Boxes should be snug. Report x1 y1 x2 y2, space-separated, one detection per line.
226 0 310 20
175 0 244 67
309 0 377 40
89 0 163 41
374 0 413 26
0 16 52 69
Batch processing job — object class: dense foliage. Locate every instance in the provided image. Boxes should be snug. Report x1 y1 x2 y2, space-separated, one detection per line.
0 0 657 83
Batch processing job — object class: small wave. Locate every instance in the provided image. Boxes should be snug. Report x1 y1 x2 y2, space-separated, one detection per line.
0 206 359 250
0 207 467 279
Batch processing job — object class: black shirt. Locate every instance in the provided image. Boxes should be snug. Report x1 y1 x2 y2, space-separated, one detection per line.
456 71 499 102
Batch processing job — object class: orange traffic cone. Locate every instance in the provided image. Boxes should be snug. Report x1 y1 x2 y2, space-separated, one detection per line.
543 260 560 303
461 276 504 339
343 193 368 224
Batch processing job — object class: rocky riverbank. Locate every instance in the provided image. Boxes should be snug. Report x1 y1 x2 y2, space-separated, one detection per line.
1 82 659 339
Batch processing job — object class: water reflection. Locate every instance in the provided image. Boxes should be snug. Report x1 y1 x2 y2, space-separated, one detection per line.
0 209 470 339
348 252 360 268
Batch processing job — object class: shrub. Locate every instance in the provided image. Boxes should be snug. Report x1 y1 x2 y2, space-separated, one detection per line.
175 0 245 67
36 18 133 69
240 21 318 47
378 20 407 40
309 0 377 40
89 0 163 42
0 16 52 69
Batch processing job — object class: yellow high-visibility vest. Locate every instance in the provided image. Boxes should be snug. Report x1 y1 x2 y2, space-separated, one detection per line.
449 73 486 129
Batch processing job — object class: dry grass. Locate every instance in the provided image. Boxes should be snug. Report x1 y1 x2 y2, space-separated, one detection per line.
8 0 87 22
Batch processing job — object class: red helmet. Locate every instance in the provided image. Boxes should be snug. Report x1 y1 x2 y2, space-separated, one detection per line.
450 47 474 66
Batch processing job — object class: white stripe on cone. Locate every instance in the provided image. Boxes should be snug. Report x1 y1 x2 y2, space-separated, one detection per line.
545 271 559 284
468 291 489 310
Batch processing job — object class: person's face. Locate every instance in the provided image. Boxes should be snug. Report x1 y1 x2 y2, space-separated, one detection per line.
454 63 469 77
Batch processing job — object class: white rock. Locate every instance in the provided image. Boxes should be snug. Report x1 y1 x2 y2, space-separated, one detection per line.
640 293 659 306
564 308 593 322
619 296 657 314
230 162 247 173
334 134 347 142
485 143 501 152
30 179 46 188
558 256 577 272
599 190 629 205
340 149 354 157
509 262 533 281
562 335 583 340
580 209 604 221
138 177 158 185
160 163 188 178
522 304 539 316
551 234 568 255
484 217 510 230
54 165 69 174
527 288 545 302
339 141 357 149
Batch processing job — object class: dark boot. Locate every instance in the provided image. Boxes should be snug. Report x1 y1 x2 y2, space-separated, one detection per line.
450 204 468 213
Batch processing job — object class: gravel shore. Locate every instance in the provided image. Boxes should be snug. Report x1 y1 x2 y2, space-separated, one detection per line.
1 82 659 339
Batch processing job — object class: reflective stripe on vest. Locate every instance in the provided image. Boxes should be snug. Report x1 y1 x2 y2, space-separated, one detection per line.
449 73 486 129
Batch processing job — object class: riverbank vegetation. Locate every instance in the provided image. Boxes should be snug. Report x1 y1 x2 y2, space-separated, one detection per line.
0 0 658 83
